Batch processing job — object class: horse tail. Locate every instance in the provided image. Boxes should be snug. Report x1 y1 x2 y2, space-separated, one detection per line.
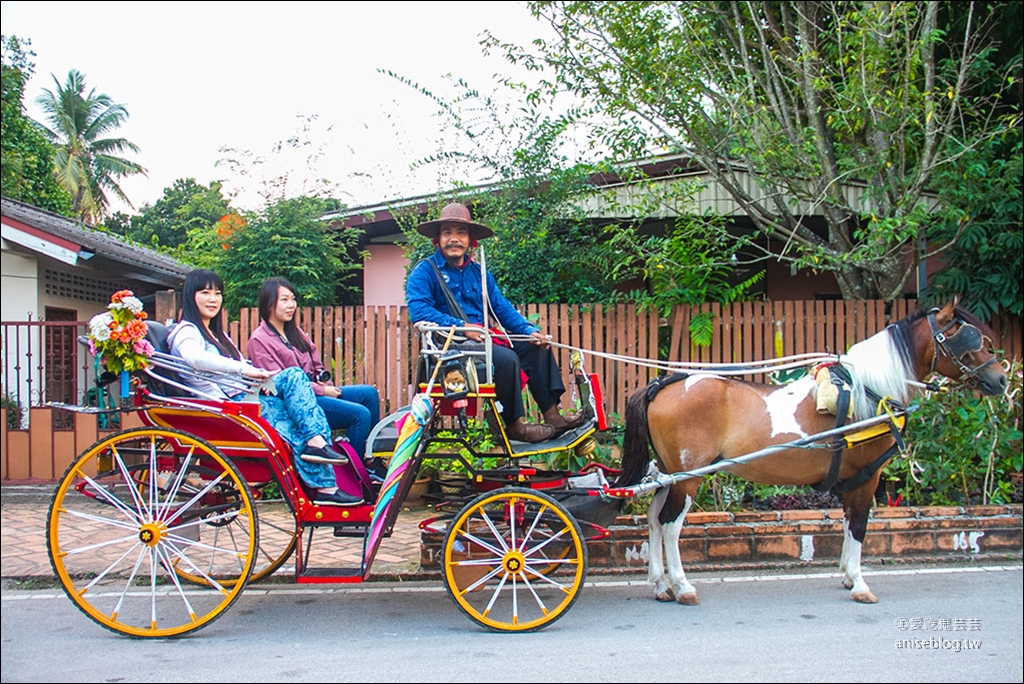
615 385 655 487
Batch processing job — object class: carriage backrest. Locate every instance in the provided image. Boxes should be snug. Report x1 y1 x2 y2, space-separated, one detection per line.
415 325 496 399
142 322 192 398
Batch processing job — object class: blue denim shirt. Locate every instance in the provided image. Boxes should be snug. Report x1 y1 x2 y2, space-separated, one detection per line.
406 250 539 336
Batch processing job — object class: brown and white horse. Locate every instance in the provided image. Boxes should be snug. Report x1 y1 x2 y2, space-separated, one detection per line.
616 300 1007 605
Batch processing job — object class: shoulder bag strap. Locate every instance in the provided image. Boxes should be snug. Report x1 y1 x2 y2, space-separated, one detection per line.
427 260 469 322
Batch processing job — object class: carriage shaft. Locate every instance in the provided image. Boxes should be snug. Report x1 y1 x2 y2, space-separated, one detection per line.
611 408 915 497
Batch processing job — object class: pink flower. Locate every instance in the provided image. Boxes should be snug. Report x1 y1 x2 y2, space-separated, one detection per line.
134 339 155 357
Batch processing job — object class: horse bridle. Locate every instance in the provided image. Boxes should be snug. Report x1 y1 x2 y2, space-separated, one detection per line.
926 309 995 381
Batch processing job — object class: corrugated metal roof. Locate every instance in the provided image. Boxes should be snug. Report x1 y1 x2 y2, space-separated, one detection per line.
2 197 191 286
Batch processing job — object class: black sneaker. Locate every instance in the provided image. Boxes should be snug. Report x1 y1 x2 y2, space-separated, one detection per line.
314 489 364 506
301 445 350 465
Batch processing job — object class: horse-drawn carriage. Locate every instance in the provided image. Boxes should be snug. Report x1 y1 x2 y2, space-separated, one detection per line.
46 323 619 637
46 300 1006 637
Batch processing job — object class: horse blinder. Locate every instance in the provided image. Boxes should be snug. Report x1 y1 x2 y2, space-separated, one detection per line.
927 312 993 380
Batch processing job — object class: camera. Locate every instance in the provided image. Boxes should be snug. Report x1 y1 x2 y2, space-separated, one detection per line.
308 369 331 383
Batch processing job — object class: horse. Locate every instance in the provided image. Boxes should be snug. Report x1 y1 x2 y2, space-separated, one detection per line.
616 299 1007 605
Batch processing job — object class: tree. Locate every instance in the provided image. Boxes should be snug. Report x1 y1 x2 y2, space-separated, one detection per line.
391 73 638 304
34 68 146 222
1 35 71 214
103 178 233 250
488 1 1022 304
190 118 364 312
924 134 1022 319
393 73 760 322
209 196 364 315
922 3 1023 318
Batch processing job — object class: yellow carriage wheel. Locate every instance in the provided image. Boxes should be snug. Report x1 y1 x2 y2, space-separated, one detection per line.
128 468 297 586
442 487 587 632
47 427 258 638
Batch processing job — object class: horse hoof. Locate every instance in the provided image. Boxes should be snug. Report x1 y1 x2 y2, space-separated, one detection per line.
841 577 854 589
676 592 700 606
851 590 878 604
655 589 676 602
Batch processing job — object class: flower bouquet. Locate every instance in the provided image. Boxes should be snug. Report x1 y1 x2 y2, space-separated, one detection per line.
87 290 154 374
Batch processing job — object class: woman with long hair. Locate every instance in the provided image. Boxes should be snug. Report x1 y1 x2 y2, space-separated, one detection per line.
167 269 361 506
247 277 381 461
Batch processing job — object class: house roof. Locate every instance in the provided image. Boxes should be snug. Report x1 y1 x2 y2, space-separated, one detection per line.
323 152 939 244
1 196 190 288
319 154 709 243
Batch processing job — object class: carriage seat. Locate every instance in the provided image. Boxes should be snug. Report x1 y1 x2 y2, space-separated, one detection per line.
140 322 193 398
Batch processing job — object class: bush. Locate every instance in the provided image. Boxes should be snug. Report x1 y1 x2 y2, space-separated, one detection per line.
885 360 1023 506
2 393 25 429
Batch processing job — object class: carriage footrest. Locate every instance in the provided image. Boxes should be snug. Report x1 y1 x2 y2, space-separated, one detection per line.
332 524 370 538
296 567 363 584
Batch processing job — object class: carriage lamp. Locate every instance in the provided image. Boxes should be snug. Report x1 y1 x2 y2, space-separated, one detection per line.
441 361 469 400
574 436 598 459
441 353 473 430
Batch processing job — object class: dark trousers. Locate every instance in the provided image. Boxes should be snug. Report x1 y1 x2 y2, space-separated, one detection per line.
491 341 565 423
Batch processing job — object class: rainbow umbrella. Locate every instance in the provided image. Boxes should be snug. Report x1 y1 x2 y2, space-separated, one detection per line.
362 327 456 576
362 392 434 574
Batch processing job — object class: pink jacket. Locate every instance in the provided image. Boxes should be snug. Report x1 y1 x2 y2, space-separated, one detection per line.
246 321 329 396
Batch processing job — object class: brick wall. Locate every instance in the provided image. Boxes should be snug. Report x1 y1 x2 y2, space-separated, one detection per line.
420 505 1023 575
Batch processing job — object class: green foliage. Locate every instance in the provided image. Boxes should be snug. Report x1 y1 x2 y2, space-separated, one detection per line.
491 2 1022 302
2 392 25 430
925 135 1023 318
103 178 233 251
421 418 500 475
212 196 364 315
33 68 145 222
886 360 1024 506
389 73 620 304
693 473 747 513
598 175 764 343
392 74 761 322
1 35 72 214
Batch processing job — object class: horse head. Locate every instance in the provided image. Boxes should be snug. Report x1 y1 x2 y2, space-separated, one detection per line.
923 300 1007 396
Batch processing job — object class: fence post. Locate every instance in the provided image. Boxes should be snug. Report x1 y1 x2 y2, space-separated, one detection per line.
155 290 179 326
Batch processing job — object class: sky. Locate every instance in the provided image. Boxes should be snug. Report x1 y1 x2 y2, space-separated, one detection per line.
1 1 554 215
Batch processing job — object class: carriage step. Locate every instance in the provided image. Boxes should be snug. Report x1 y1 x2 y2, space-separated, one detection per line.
296 567 363 584
332 524 370 538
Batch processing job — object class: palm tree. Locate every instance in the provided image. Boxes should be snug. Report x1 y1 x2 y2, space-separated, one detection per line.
34 69 146 223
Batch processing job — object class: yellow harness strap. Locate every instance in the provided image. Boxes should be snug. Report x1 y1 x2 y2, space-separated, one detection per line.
843 396 906 448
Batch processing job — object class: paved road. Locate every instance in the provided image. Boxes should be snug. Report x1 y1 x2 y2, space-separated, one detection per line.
3 564 1021 683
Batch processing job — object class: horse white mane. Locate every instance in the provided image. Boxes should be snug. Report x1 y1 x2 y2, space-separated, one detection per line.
839 325 916 421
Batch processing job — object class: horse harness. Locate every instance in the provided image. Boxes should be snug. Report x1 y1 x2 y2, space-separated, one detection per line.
642 310 992 496
642 369 907 495
811 363 907 494
815 309 993 494
926 309 995 382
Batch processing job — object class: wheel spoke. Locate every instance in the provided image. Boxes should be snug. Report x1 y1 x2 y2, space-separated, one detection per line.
77 471 144 524
108 545 148 620
82 540 146 594
477 509 511 554
48 427 257 637
442 487 586 632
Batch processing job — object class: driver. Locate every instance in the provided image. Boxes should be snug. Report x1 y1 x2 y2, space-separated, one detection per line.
405 202 586 443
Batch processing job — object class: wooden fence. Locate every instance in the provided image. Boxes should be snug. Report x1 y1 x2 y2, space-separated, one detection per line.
3 300 1021 482
229 299 1022 421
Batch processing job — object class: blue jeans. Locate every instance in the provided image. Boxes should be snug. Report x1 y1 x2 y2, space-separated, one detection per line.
255 367 336 489
316 384 380 460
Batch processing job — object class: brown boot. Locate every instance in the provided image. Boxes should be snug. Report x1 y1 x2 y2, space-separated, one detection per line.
542 405 587 435
507 418 555 443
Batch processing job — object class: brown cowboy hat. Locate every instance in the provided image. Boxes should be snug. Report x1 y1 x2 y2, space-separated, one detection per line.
415 202 494 239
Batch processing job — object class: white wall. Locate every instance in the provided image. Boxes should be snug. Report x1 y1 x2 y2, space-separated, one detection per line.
1 239 41 321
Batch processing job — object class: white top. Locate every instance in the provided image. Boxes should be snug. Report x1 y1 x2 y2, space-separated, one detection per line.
167 321 251 399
